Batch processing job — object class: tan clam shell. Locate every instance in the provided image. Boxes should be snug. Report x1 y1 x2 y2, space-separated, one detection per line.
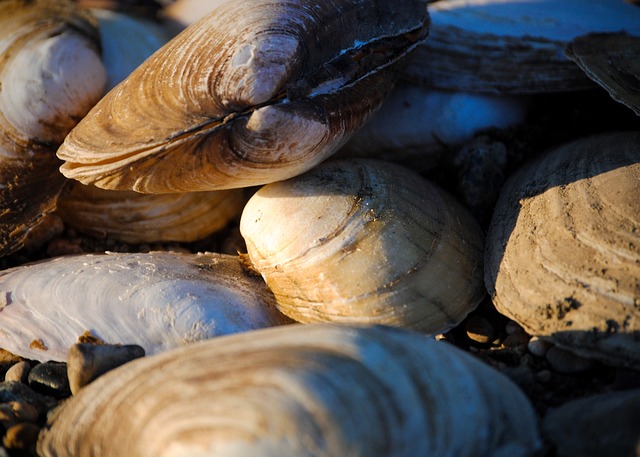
38 324 542 457
57 0 429 193
566 32 640 116
56 182 245 244
485 131 640 368
240 158 485 334
0 0 107 256
403 0 640 93
0 251 290 362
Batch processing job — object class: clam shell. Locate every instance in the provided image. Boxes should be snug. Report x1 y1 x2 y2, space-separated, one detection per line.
57 0 429 193
403 0 640 93
0 0 107 256
0 251 290 362
38 324 542 457
91 8 173 90
56 182 245 244
485 131 640 368
240 158 485 334
566 32 640 116
339 82 528 171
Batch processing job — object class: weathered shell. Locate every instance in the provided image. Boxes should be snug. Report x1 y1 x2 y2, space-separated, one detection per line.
542 389 640 457
56 182 245 243
566 32 640 116
339 82 528 171
403 0 640 93
485 131 640 368
0 251 290 362
56 0 430 193
91 8 173 90
240 158 485 334
0 0 107 256
38 324 542 457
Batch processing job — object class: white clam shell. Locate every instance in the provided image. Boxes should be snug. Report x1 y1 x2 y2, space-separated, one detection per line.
340 83 528 170
240 158 486 333
38 324 542 457
0 251 290 362
404 0 640 93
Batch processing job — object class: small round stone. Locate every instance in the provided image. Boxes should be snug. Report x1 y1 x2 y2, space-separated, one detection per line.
505 321 525 335
28 361 71 398
0 404 18 430
4 361 31 384
2 422 40 451
9 401 38 423
527 336 552 357
502 331 531 348
464 315 495 344
546 346 596 374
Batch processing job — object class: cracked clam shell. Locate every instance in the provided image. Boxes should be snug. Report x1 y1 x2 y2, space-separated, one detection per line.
0 0 107 256
240 158 486 334
57 0 430 193
0 251 290 362
403 0 640 93
485 131 640 369
38 324 542 457
56 182 245 244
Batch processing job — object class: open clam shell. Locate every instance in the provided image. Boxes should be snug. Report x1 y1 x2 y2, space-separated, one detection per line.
0 251 290 362
240 158 485 334
0 0 107 256
485 131 640 368
56 182 245 244
566 32 640 116
57 0 429 193
403 0 640 93
38 324 542 457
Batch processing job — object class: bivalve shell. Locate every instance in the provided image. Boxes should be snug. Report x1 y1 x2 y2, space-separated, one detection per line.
56 182 245 244
57 0 429 193
0 0 107 256
0 251 290 362
38 324 542 457
485 131 640 368
403 0 640 93
240 158 485 334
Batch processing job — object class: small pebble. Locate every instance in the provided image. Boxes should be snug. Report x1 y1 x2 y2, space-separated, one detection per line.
0 404 18 430
9 401 38 423
534 369 552 384
0 382 57 414
28 362 71 398
2 422 40 452
502 331 530 348
67 343 145 394
505 321 525 335
4 361 31 384
527 336 552 357
464 315 495 344
545 346 596 374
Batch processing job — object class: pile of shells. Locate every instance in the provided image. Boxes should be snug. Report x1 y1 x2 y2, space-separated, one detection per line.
1 0 640 455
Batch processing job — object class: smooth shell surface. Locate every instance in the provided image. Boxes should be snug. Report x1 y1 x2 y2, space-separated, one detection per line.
56 182 245 243
57 0 429 193
38 324 542 457
340 83 528 170
566 32 640 116
403 0 640 93
485 131 640 368
0 0 107 256
240 158 485 334
0 252 289 362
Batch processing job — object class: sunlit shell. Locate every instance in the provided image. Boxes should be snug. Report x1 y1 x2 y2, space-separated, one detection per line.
0 0 107 256
485 131 640 368
57 0 429 193
240 158 485 334
38 324 542 457
403 0 640 93
56 182 245 243
0 251 290 362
